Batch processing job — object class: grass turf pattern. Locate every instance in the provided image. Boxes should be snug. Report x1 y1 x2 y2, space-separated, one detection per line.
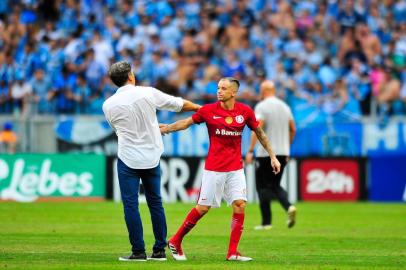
0 202 405 269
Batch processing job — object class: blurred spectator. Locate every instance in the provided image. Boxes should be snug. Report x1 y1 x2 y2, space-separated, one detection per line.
224 15 247 50
75 73 91 113
182 0 201 30
222 51 245 77
283 30 305 59
83 48 106 90
323 79 348 115
0 0 403 121
100 75 116 99
377 69 401 115
136 15 158 41
0 121 17 153
198 65 220 103
0 79 11 113
10 75 32 117
296 10 314 37
91 31 113 71
88 89 104 114
102 15 121 42
48 66 78 114
337 0 363 34
400 82 406 112
233 0 255 28
37 0 59 22
160 15 182 50
116 27 142 53
345 58 371 114
355 23 381 65
31 68 52 114
269 1 295 34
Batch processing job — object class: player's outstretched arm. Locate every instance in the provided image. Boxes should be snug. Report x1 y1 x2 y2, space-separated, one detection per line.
160 117 195 135
254 126 281 174
181 99 202 112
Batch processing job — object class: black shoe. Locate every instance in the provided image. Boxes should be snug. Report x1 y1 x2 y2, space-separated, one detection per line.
148 250 167 261
119 252 147 262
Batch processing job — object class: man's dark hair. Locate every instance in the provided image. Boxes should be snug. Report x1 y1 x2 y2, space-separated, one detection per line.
108 61 132 87
221 77 240 90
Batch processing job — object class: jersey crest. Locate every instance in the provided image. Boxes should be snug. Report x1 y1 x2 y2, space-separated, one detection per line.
225 116 233 124
235 115 244 124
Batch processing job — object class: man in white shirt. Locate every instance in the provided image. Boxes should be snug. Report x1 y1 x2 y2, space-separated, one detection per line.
245 80 297 230
102 61 200 262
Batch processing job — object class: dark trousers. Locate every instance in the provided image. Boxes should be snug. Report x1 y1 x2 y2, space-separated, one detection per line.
255 156 291 225
117 158 167 253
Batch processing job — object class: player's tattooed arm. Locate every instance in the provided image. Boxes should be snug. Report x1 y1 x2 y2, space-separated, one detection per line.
160 117 194 135
254 127 281 174
254 127 274 157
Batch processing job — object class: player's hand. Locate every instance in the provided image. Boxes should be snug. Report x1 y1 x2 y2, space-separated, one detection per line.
270 156 281 174
159 124 169 135
245 152 254 164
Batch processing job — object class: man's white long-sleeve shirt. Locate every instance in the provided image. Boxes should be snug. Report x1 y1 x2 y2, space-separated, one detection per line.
103 84 183 169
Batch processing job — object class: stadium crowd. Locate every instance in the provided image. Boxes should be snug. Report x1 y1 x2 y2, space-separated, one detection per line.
0 0 405 122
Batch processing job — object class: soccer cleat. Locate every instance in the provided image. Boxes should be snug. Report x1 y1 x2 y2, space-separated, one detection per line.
147 250 167 261
226 251 253 262
287 205 297 228
119 252 147 262
254 225 272 230
168 239 187 261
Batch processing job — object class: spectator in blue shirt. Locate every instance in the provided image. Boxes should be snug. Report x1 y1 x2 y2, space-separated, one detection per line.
31 69 52 114
74 73 91 114
337 0 364 34
0 79 11 113
222 51 245 77
84 49 106 91
49 66 78 114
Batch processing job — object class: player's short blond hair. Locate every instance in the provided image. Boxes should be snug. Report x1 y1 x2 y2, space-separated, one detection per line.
220 77 240 92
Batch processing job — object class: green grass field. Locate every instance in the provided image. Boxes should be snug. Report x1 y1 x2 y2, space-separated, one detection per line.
0 202 405 270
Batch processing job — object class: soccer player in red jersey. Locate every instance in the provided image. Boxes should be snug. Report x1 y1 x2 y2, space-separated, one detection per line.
160 77 281 262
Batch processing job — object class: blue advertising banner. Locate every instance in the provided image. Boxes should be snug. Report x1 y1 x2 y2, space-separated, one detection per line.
292 122 363 156
369 156 406 202
54 117 406 157
292 118 406 157
362 118 406 156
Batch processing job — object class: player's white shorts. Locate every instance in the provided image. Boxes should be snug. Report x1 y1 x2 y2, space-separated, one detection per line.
197 169 247 208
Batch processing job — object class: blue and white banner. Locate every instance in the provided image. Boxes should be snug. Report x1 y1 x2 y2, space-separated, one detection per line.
292 121 363 156
362 118 406 156
293 118 406 157
54 117 406 157
55 117 117 155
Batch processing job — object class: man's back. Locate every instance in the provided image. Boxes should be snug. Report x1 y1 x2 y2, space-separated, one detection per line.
255 97 293 157
103 84 182 169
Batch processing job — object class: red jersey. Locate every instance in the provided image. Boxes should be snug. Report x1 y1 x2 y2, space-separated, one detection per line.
192 101 259 172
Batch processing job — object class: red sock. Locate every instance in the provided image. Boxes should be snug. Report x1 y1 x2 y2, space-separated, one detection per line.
171 208 202 243
228 213 245 256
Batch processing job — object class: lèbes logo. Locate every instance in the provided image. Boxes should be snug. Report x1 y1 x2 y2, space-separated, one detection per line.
0 158 94 202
